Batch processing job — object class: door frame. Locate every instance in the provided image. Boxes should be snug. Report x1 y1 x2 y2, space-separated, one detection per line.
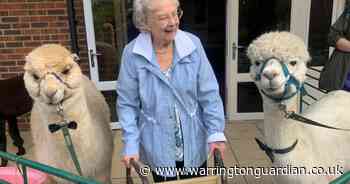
82 0 118 91
225 0 263 121
82 0 120 129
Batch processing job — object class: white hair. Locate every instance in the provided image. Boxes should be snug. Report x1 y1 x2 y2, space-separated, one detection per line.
247 31 311 64
132 0 180 32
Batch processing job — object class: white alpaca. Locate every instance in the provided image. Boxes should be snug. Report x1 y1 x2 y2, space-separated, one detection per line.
247 31 350 184
23 44 113 183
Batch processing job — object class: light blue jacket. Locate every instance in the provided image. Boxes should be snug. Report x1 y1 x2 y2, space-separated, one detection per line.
116 30 226 174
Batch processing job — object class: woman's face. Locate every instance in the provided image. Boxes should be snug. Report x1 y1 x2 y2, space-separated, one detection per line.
147 0 181 45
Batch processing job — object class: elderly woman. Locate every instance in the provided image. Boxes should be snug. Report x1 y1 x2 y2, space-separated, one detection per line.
117 0 226 182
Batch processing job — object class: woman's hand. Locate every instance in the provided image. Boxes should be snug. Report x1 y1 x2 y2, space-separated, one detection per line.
209 141 226 159
122 154 139 168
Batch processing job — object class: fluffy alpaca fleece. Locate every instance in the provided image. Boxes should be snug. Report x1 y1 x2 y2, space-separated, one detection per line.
247 31 350 184
24 44 113 183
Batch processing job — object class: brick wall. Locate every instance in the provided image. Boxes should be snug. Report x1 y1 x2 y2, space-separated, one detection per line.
0 0 89 129
74 0 90 74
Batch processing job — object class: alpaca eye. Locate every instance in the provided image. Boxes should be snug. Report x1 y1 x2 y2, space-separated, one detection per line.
32 74 39 80
289 60 297 66
62 68 70 75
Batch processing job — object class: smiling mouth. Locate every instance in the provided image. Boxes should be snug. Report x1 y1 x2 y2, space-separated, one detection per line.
266 87 276 91
265 88 279 92
266 79 288 90
164 27 177 32
165 30 175 33
269 84 282 89
264 83 285 92
47 99 61 105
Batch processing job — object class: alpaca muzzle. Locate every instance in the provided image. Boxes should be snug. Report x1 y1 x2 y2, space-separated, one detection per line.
38 72 72 104
255 57 305 102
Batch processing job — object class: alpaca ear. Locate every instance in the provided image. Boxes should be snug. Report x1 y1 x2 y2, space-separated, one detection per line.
64 54 77 64
306 56 312 64
23 56 32 70
71 54 80 62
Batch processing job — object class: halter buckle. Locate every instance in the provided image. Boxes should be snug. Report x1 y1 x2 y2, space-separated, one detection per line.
278 103 286 111
278 103 293 118
56 103 64 118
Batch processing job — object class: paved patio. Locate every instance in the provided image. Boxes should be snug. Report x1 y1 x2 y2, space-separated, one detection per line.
5 120 273 184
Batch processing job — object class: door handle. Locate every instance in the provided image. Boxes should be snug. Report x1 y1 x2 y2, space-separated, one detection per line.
233 44 245 49
232 43 245 59
89 49 102 67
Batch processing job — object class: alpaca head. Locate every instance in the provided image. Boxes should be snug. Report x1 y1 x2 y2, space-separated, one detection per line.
247 31 310 101
23 44 82 106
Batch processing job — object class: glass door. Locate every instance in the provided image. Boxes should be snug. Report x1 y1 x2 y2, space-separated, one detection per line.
83 0 137 128
226 0 292 120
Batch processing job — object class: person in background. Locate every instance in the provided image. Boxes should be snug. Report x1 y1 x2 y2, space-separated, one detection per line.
320 4 350 92
116 0 226 182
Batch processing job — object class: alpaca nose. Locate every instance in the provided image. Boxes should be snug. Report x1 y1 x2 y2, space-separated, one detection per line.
263 71 278 80
46 87 58 98
44 82 58 98
43 75 60 99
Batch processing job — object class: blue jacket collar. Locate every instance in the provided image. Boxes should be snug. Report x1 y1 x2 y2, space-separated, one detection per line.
132 30 196 64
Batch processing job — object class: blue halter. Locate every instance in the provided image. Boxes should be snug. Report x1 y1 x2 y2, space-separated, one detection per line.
255 58 306 102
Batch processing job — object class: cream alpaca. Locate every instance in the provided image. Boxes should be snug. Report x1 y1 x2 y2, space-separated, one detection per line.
24 44 113 183
247 31 350 184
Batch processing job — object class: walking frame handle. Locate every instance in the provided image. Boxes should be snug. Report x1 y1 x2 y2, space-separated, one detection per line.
214 149 228 184
126 159 150 184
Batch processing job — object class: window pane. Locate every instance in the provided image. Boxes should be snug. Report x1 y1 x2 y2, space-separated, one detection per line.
237 82 263 113
101 90 117 122
238 0 291 73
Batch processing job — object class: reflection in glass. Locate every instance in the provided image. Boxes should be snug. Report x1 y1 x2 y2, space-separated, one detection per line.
92 0 134 81
92 0 138 123
238 0 291 73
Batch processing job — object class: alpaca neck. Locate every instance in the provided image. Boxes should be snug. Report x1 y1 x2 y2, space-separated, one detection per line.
263 95 300 149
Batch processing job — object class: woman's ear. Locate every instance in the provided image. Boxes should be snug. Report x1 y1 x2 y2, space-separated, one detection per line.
142 23 152 32
142 16 152 32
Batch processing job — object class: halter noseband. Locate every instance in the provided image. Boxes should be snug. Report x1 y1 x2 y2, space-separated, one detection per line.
254 57 306 102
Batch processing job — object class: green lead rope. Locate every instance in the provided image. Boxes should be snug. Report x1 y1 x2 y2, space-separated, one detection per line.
62 125 83 176
51 103 83 177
